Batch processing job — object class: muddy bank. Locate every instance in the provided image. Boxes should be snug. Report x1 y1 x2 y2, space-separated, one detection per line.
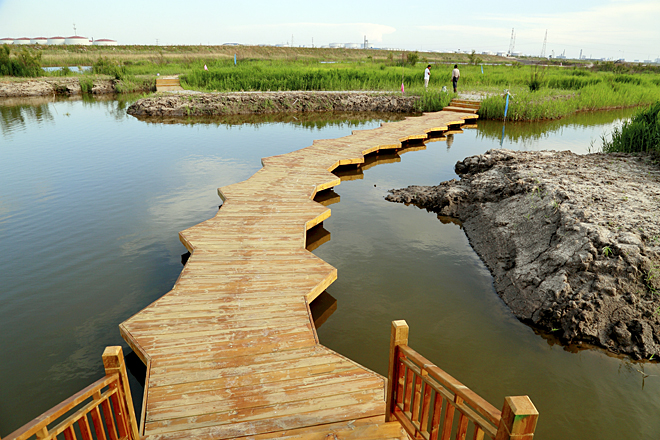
0 78 151 97
126 91 418 117
386 149 660 360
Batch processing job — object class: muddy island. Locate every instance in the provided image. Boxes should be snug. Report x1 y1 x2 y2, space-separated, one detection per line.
386 149 660 360
126 91 418 117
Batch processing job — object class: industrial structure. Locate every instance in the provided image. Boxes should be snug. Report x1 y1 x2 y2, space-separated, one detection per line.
1 36 117 45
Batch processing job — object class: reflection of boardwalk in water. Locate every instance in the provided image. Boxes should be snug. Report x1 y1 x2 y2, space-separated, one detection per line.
119 108 478 439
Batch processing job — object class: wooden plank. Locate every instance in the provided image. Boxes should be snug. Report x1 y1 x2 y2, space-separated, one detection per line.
145 390 384 434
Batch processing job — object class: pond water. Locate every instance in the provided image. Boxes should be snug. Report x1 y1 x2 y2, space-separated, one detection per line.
1 96 658 439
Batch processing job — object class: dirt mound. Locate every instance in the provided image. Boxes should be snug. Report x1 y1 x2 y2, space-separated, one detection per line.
386 149 660 360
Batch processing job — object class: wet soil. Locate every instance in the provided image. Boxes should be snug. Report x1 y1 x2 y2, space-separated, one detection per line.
387 149 660 360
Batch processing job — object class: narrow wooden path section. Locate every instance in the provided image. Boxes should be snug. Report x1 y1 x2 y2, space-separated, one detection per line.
120 107 479 440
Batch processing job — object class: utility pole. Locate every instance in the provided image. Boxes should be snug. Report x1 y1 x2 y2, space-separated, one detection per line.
156 38 159 46
291 34 294 47
73 23 77 36
540 30 547 58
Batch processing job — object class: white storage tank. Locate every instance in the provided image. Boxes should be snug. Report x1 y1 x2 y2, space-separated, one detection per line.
30 37 48 45
47 36 66 45
329 43 344 49
93 39 118 46
344 43 359 49
13 37 31 45
1 37 14 45
65 36 91 45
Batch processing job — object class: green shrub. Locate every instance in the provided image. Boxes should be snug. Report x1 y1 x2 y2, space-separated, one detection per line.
0 45 43 77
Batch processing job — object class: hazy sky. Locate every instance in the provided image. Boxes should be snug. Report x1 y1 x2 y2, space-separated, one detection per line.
0 0 658 60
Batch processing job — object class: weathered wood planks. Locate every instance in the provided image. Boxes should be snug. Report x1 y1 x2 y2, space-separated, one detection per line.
120 108 478 440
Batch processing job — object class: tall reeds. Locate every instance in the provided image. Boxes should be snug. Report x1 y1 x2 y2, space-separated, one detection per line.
602 102 660 153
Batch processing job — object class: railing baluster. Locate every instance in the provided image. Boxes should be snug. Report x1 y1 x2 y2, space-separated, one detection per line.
63 425 77 440
440 398 456 440
429 393 444 440
396 356 406 409
404 367 414 415
101 398 119 440
412 374 423 423
90 406 108 440
77 415 94 440
420 381 433 434
110 390 129 439
455 405 468 440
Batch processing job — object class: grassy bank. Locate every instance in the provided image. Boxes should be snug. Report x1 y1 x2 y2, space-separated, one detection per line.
4 44 660 119
602 102 660 153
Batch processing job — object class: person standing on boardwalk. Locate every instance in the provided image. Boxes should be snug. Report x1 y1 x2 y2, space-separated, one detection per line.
451 64 460 93
424 64 431 89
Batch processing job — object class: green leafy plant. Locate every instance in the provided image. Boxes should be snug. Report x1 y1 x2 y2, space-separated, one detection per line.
602 246 613 257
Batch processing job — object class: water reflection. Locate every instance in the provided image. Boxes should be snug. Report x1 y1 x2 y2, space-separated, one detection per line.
478 107 639 148
0 97 55 135
133 111 409 130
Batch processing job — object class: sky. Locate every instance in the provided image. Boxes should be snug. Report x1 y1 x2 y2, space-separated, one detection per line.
0 0 658 61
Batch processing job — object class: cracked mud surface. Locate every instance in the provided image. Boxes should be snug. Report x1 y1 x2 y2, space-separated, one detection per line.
386 149 660 360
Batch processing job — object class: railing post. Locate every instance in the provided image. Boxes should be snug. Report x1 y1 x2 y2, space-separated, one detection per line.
102 346 140 440
386 320 409 422
494 396 539 440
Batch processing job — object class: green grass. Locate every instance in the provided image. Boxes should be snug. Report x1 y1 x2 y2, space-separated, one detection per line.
602 102 660 153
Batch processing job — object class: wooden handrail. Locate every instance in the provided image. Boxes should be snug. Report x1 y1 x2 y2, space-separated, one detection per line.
386 321 538 440
4 346 139 440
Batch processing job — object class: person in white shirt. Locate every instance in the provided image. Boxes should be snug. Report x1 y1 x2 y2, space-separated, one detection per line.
424 65 431 89
451 65 460 93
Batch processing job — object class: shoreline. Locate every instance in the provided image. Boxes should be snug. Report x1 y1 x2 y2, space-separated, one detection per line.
386 149 660 360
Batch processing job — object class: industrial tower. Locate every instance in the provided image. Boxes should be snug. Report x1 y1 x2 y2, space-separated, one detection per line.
540 30 547 58
508 28 516 56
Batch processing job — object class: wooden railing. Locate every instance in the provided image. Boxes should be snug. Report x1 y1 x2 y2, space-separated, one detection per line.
386 321 538 440
3 347 139 440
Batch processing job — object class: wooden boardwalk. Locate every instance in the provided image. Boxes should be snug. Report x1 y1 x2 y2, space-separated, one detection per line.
119 106 478 440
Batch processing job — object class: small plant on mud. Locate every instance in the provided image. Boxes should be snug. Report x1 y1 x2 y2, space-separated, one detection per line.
79 76 93 94
551 198 561 213
602 246 613 257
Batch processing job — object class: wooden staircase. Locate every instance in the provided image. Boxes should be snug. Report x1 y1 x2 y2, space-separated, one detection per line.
156 76 183 92
442 99 480 114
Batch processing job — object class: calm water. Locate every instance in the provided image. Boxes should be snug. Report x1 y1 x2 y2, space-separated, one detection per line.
1 97 658 439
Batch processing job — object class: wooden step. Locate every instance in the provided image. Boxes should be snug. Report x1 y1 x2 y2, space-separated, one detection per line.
442 106 478 114
156 77 183 91
228 421 410 440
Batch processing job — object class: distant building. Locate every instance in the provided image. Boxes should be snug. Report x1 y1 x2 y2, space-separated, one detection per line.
329 43 344 49
496 51 506 57
13 37 31 45
47 36 66 45
93 39 118 46
65 36 91 45
344 43 360 49
30 37 47 45
1 37 15 45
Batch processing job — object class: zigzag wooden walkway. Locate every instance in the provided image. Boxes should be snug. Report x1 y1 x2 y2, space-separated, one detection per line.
120 106 478 440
